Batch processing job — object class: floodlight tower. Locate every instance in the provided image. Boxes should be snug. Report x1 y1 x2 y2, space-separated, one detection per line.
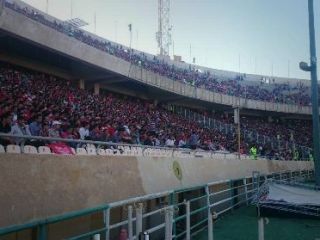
299 0 320 186
0 0 4 16
156 0 172 56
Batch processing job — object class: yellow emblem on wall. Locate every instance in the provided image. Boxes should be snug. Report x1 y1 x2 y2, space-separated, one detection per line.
173 161 182 180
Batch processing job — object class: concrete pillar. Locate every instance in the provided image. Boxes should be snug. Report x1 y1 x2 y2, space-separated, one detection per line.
0 0 4 16
93 234 100 240
128 205 133 240
165 206 173 240
136 203 143 237
258 218 265 240
104 208 110 240
79 79 85 90
185 201 191 240
94 83 100 95
154 99 158 106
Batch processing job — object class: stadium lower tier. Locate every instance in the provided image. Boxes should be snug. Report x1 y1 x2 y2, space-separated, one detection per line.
0 62 313 160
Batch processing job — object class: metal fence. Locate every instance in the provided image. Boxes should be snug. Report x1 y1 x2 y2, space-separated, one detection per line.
0 169 314 240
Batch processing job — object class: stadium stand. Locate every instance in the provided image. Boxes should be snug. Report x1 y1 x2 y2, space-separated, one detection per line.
0 63 312 160
3 0 314 106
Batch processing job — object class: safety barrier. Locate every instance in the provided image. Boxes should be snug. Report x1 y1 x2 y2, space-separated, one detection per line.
0 133 255 160
0 133 311 161
0 169 314 239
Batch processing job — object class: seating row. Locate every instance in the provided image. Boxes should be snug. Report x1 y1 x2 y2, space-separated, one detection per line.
0 144 155 156
0 144 236 159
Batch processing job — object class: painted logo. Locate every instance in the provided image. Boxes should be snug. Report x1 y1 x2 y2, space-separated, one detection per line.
173 161 182 181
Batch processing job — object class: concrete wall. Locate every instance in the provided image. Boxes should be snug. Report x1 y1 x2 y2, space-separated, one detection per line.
0 153 313 228
0 154 144 228
0 8 314 115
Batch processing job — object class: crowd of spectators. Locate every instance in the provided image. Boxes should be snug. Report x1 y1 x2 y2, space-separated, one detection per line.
0 63 312 160
4 0 314 106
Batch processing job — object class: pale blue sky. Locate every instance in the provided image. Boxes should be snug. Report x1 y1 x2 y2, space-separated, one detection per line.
22 0 320 80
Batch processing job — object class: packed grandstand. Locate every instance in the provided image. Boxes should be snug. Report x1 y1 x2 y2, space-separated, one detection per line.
0 63 313 160
0 0 314 161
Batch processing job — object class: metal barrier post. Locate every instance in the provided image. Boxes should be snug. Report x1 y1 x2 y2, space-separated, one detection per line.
185 201 191 240
230 180 234 211
165 206 173 240
104 208 110 240
93 234 101 240
139 231 150 240
205 185 214 240
243 178 248 205
169 192 176 238
0 0 4 16
252 171 260 192
258 218 265 240
38 224 47 240
128 205 133 240
136 203 143 238
281 171 287 181
263 174 267 182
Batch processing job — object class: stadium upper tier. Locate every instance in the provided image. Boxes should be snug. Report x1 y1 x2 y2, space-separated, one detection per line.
0 0 317 116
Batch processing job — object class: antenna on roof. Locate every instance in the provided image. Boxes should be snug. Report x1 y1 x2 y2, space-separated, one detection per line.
156 0 172 57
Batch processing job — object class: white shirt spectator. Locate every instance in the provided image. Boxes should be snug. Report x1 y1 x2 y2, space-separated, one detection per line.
165 138 175 147
11 122 31 144
178 139 186 147
79 127 89 140
154 138 160 146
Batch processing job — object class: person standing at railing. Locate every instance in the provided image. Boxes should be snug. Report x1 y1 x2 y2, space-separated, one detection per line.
189 131 199 150
309 151 314 161
89 125 104 142
178 137 187 148
250 146 257 160
29 115 43 147
293 150 299 161
10 118 31 145
130 125 141 145
165 135 175 148
0 113 12 145
144 134 155 146
29 115 42 136
48 121 61 139
79 123 90 140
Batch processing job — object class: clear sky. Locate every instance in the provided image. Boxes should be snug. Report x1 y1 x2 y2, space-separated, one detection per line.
21 0 320 80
